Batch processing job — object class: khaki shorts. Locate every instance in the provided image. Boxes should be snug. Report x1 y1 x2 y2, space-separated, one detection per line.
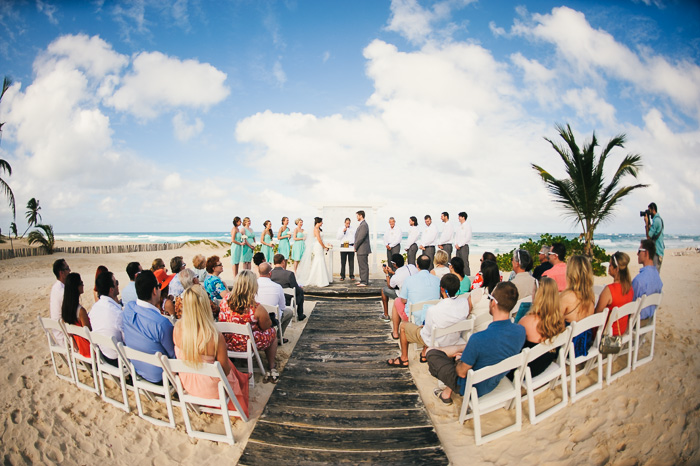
402 322 426 346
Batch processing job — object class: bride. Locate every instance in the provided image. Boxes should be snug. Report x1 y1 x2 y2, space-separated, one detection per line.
296 217 332 287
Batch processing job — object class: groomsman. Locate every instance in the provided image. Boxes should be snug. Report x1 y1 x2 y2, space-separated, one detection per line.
405 216 420 266
455 211 473 275
354 210 371 287
384 217 402 268
419 214 438 270
336 218 356 281
437 212 454 260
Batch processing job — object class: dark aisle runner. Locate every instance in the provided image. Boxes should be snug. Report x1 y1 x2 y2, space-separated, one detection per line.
238 298 448 465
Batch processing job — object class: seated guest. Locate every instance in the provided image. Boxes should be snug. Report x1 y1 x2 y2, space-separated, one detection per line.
122 270 176 383
427 281 525 405
50 259 71 345
470 252 500 290
542 243 567 291
204 255 228 303
532 245 553 280
387 274 468 367
171 269 199 320
168 256 187 298
595 251 633 336
252 252 266 277
431 249 450 279
270 254 307 321
633 239 663 322
192 254 209 283
93 265 109 302
219 270 279 383
173 285 249 416
516 277 566 378
150 258 165 273
381 253 418 321
121 262 142 305
256 262 293 335
509 249 535 300
90 271 124 366
390 255 440 339
61 273 91 358
447 256 471 296
561 255 595 357
468 260 501 333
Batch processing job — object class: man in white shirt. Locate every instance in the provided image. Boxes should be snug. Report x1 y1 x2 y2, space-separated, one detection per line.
380 254 418 320
384 217 402 267
419 215 438 270
49 259 71 345
455 211 473 276
437 211 454 260
121 261 142 305
256 262 293 337
405 216 420 266
336 217 356 281
89 271 123 366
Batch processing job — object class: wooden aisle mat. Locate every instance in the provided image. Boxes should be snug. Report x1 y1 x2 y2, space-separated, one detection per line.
238 299 448 465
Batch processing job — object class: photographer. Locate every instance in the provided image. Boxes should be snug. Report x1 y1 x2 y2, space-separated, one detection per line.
643 202 664 272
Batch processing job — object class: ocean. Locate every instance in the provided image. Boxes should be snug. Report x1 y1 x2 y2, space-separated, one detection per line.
54 232 700 255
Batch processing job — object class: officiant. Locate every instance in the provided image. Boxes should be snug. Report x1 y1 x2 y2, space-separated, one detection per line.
336 218 356 281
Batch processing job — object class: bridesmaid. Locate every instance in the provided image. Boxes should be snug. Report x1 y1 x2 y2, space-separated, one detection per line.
260 220 274 263
241 217 255 270
230 216 243 277
290 218 306 273
277 217 291 260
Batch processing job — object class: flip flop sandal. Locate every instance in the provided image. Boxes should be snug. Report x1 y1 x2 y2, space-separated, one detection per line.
433 388 453 405
387 357 409 368
420 354 428 363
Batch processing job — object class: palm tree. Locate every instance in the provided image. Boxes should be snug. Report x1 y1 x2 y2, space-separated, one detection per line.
21 198 42 237
27 224 55 254
1 76 15 220
532 123 647 257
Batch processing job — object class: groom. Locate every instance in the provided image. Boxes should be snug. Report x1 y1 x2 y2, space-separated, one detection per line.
354 210 371 287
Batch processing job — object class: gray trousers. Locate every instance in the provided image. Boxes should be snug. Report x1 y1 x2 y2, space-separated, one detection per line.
426 349 460 393
386 245 401 267
357 253 369 284
457 244 470 276
653 254 663 273
440 244 453 260
407 244 418 265
424 246 436 270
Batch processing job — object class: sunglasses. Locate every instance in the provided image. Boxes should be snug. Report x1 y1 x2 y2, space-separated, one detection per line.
637 248 646 254
486 293 498 305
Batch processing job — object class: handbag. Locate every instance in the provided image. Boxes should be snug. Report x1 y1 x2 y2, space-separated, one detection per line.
599 318 622 355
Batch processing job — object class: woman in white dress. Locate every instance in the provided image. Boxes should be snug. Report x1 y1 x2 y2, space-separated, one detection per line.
296 217 332 287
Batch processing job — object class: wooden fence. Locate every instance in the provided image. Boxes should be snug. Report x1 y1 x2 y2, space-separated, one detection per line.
0 243 185 261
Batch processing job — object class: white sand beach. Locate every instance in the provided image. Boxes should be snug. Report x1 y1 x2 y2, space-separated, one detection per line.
0 240 698 465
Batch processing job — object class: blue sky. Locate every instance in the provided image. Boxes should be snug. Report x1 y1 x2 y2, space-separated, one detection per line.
0 0 699 236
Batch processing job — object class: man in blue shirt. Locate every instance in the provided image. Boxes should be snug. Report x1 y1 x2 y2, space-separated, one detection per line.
390 255 440 339
633 239 663 321
426 281 526 405
121 261 141 305
644 202 664 272
122 270 175 383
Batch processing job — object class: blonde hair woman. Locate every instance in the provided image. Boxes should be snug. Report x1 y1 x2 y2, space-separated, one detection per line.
173 285 249 416
290 218 306 273
560 255 596 357
431 249 450 279
240 217 255 270
218 270 279 383
595 251 633 336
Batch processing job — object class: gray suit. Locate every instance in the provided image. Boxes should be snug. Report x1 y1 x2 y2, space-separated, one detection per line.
354 219 371 284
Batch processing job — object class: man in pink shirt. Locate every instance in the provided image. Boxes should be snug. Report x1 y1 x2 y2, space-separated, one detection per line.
542 242 567 291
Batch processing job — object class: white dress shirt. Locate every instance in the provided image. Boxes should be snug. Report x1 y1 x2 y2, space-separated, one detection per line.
89 296 124 360
50 280 65 345
455 220 473 247
336 225 356 244
421 296 470 347
384 226 402 248
389 264 418 290
256 276 286 318
405 225 420 248
438 221 454 245
420 224 438 247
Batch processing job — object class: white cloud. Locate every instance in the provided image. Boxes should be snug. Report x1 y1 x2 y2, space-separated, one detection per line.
172 112 204 141
272 60 287 87
562 87 617 127
386 0 476 45
510 52 557 107
36 0 58 25
42 34 128 79
322 51 331 63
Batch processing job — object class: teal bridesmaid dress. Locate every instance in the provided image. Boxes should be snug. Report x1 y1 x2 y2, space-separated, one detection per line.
290 231 305 261
241 227 254 263
261 233 273 262
278 227 291 259
231 231 242 264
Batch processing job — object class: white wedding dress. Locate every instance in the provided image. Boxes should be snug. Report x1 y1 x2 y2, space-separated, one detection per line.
296 235 332 287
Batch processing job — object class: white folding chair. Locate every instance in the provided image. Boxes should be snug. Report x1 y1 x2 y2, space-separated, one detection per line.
260 303 283 344
118 343 175 428
510 296 533 321
38 315 75 384
429 316 474 348
90 333 131 412
632 293 662 370
282 287 297 321
459 351 527 445
567 310 608 403
62 322 100 394
161 356 248 445
604 299 641 384
215 322 266 387
519 327 573 425
408 299 440 324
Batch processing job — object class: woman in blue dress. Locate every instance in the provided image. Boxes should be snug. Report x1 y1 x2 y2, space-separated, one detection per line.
277 217 291 260
290 218 306 273
230 216 243 277
260 220 274 263
241 216 255 270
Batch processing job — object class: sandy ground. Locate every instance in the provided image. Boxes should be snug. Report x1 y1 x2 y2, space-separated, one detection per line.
0 241 698 465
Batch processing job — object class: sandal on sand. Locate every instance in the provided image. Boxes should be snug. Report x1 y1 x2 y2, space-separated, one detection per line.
269 368 280 384
387 357 409 368
391 332 399 340
420 354 427 363
433 388 453 405
263 371 272 383
380 315 390 321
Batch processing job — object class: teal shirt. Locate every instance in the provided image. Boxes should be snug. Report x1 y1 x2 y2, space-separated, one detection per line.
456 276 472 296
648 214 665 257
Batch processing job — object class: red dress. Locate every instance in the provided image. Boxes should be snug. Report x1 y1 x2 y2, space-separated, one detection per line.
606 282 634 336
218 302 276 352
73 320 92 358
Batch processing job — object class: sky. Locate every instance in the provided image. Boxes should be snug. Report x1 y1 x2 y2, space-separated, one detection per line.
0 0 699 236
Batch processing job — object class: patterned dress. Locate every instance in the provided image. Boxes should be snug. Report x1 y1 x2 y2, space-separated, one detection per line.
204 275 228 301
290 231 305 261
230 230 242 265
278 227 291 259
218 301 276 352
261 232 274 263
